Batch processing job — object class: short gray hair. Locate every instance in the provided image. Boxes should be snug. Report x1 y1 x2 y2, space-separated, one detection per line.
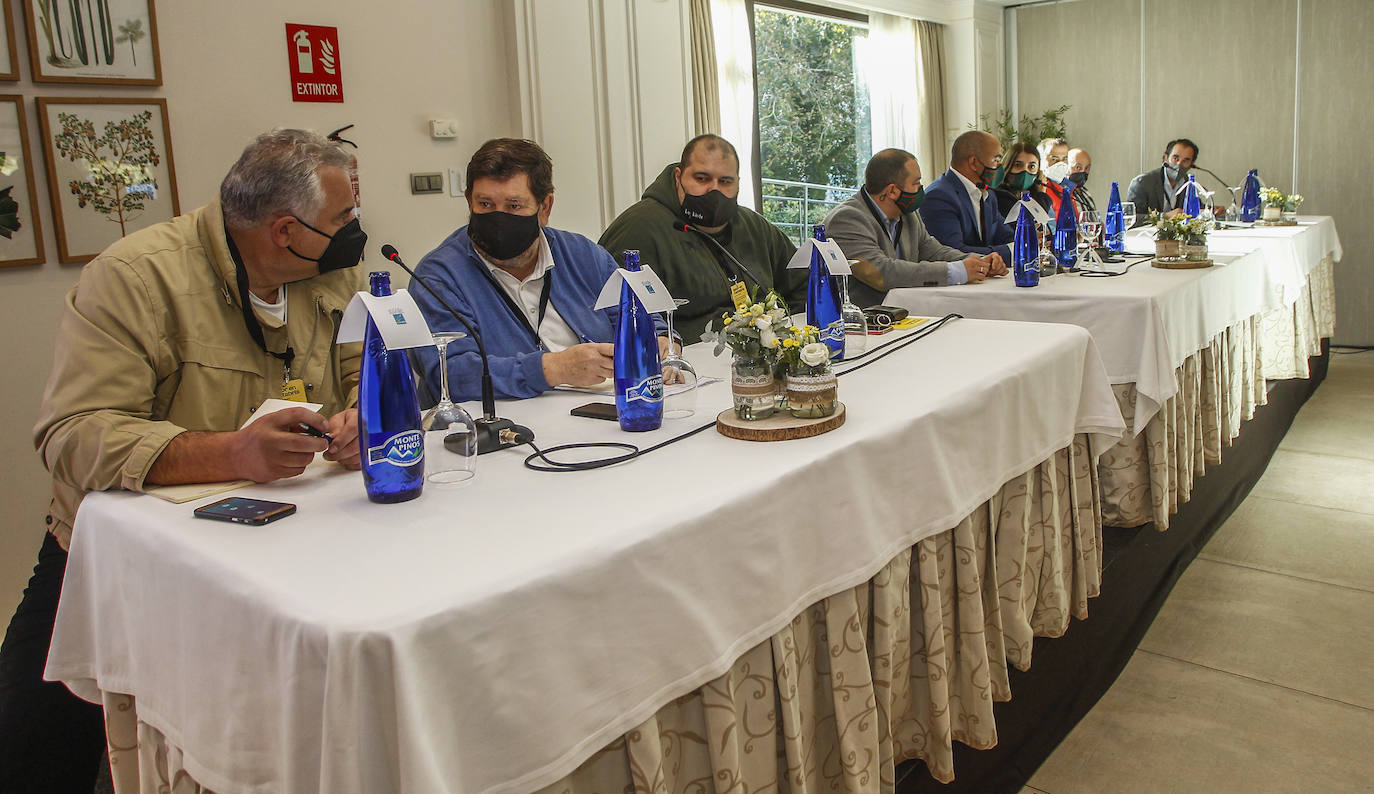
220 129 352 229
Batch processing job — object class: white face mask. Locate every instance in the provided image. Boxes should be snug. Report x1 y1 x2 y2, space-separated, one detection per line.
1044 161 1071 183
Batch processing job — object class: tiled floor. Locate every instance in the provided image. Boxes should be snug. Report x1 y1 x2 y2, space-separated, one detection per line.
1025 351 1374 794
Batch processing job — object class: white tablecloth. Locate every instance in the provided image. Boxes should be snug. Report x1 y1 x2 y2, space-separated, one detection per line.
46 319 1123 794
885 216 1340 435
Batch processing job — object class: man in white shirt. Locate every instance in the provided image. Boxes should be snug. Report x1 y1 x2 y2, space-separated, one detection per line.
1127 138 1199 224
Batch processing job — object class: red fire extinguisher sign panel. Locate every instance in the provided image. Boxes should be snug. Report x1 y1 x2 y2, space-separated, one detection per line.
286 24 344 103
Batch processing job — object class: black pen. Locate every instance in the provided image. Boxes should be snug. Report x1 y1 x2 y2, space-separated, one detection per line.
297 423 335 445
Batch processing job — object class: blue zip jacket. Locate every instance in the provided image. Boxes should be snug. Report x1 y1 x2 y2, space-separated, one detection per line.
410 225 665 401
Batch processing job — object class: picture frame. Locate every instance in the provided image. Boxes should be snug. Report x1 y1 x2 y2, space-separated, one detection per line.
24 0 161 85
0 3 20 81
0 95 45 267
37 96 179 264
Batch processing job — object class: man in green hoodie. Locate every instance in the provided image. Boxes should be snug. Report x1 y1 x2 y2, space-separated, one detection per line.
599 134 806 343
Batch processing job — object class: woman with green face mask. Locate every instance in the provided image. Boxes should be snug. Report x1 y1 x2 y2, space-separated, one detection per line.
992 141 1054 221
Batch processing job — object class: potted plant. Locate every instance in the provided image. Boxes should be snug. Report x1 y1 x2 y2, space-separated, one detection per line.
1260 187 1302 223
1181 216 1209 261
707 290 792 420
777 324 838 420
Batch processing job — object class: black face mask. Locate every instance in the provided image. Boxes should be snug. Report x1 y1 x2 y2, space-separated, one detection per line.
894 186 925 214
468 210 542 262
289 215 367 273
680 187 738 227
1067 171 1089 187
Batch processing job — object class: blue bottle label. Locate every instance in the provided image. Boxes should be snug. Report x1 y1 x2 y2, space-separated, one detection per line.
623 373 664 404
819 321 844 348
367 430 425 467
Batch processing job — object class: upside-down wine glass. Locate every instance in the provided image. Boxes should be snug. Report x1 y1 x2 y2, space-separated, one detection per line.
660 298 699 419
422 331 477 484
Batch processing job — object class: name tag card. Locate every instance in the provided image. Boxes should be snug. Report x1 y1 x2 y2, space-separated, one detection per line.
593 265 678 313
785 238 852 274
338 288 435 349
1003 198 1052 225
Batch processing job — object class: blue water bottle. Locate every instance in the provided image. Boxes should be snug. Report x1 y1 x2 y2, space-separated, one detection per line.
614 250 663 432
1183 174 1202 218
1053 183 1078 270
1240 169 1261 222
1013 200 1039 288
805 224 844 360
358 271 424 503
1105 181 1125 252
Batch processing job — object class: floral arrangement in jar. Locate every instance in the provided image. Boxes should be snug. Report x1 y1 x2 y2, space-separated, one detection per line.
706 290 792 420
776 324 838 419
1259 187 1302 221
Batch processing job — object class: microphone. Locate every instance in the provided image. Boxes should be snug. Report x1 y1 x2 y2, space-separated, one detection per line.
671 221 766 290
380 244 532 455
1191 166 1235 190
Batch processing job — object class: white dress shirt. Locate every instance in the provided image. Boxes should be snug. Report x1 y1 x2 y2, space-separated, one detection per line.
953 168 985 234
477 231 580 352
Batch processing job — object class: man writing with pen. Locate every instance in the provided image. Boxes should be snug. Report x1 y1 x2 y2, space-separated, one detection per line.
411 138 674 401
2 129 367 791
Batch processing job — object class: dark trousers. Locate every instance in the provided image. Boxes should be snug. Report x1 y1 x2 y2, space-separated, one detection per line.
0 533 107 793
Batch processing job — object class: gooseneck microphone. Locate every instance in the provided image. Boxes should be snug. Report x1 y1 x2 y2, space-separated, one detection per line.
380 244 532 454
1190 165 1234 190
671 221 766 290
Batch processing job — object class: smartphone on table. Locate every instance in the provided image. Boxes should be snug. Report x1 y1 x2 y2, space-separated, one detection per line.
193 497 297 526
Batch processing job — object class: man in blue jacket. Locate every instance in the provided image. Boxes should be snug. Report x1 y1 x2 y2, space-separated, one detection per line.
412 138 670 401
918 131 1013 272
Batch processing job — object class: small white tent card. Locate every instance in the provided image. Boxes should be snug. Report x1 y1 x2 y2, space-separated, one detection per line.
786 238 852 274
593 265 678 313
338 288 435 349
1003 197 1052 225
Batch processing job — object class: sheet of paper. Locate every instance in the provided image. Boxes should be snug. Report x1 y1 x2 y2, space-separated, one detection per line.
338 289 435 349
592 265 677 313
241 399 324 428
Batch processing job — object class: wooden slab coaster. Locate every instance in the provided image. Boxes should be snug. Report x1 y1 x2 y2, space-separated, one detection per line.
1151 258 1213 269
716 402 846 441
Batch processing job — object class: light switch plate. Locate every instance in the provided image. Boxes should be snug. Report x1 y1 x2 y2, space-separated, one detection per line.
410 172 443 195
448 167 462 197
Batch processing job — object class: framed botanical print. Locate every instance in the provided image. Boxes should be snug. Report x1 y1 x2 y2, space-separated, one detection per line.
25 0 161 85
0 95 44 267
37 97 179 263
0 3 20 81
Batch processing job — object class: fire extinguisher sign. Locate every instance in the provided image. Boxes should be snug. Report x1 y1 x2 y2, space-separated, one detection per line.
286 24 344 103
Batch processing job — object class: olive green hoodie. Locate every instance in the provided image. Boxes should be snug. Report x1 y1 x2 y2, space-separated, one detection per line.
598 163 805 342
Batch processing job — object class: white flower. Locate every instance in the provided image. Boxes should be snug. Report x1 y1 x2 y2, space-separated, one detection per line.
767 307 788 322
755 317 779 348
800 342 829 366
749 303 765 317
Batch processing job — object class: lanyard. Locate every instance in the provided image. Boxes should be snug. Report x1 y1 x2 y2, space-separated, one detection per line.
225 224 295 381
485 266 554 349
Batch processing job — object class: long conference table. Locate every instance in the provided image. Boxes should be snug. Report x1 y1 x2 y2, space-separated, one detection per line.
886 216 1339 529
46 317 1127 793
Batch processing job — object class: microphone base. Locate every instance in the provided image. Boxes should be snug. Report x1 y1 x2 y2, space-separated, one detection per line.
473 417 530 455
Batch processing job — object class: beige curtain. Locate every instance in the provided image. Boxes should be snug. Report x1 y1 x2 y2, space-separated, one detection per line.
689 0 721 136
914 20 948 177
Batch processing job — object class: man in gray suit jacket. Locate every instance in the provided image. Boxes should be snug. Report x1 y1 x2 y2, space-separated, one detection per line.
823 148 1001 308
1126 138 1198 225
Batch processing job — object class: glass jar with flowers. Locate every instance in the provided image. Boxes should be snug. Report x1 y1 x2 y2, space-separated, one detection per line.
707 290 792 420
1259 187 1302 223
1150 209 1183 259
778 325 838 419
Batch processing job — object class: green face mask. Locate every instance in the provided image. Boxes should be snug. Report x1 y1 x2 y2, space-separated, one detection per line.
894 186 926 213
1005 171 1036 191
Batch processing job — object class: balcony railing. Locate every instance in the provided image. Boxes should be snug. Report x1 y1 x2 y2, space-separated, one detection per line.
759 178 858 246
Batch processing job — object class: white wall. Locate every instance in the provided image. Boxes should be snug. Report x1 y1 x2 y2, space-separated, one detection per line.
0 0 516 620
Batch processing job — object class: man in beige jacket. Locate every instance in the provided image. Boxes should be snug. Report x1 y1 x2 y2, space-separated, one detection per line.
0 129 368 791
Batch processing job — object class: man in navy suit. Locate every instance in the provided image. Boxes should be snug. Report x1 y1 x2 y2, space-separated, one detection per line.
919 131 1012 275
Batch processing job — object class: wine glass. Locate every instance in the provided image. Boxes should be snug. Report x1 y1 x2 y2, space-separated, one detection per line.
1036 221 1058 276
838 270 868 359
1078 209 1102 250
1120 201 1137 229
660 298 699 419
422 331 477 485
